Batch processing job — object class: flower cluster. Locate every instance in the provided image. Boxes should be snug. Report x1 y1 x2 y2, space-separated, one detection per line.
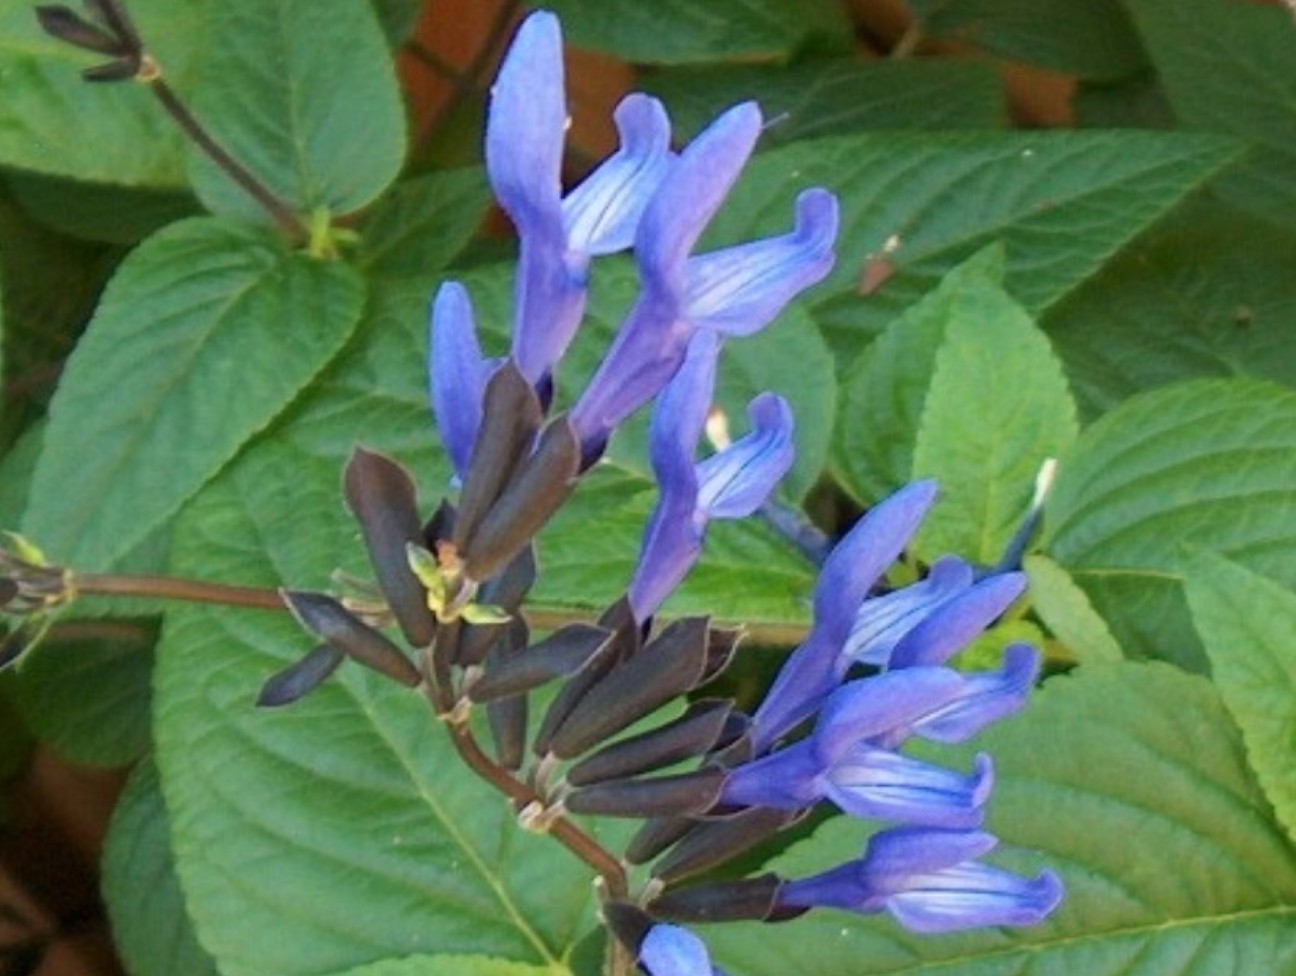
261 11 1061 976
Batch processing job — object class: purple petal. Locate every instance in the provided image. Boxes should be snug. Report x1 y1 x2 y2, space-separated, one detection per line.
910 644 1041 744
563 94 673 256
884 865 1066 933
695 394 795 519
812 668 966 761
888 571 1027 669
485 12 564 236
429 282 497 480
749 481 939 751
568 297 694 462
814 481 939 646
776 828 996 913
845 556 974 667
822 750 993 828
637 102 763 296
719 739 822 810
684 189 839 336
651 330 719 486
627 332 719 620
640 925 716 976
861 826 999 882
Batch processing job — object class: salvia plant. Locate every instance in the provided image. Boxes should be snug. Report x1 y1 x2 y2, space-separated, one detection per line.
2 1 1296 976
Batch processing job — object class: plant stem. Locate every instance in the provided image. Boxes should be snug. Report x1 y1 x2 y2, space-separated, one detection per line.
74 572 286 612
141 61 308 240
445 719 628 898
67 572 813 649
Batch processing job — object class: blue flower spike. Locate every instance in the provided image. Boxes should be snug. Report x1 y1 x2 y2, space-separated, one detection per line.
750 480 939 751
723 667 999 827
779 826 1065 933
628 332 795 621
486 11 672 390
570 105 838 461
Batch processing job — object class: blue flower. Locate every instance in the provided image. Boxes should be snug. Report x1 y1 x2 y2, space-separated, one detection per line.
486 11 672 390
723 667 1004 828
844 556 975 667
428 282 501 481
750 481 938 752
638 924 724 976
569 103 838 461
886 571 1027 670
628 331 795 621
778 826 1064 933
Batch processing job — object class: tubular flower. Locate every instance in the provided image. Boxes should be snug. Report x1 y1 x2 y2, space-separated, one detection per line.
628 330 795 621
428 282 501 481
486 11 672 390
569 103 838 462
749 480 938 752
722 667 1003 828
638 924 725 976
778 826 1065 934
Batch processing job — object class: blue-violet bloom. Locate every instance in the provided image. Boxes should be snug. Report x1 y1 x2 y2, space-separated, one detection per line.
486 11 673 390
778 826 1065 933
628 331 794 621
638 924 725 976
429 282 502 481
569 102 838 461
749 480 938 752
845 556 976 667
723 667 1000 828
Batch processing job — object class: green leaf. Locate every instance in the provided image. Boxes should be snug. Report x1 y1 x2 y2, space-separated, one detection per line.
7 172 199 245
0 422 43 527
832 245 1078 532
0 0 200 186
9 617 155 766
357 169 492 279
1023 554 1123 665
1045 379 1296 669
1045 201 1296 420
0 185 119 444
188 0 406 222
22 217 366 571
539 0 852 64
711 663 1296 975
704 131 1240 356
645 58 1005 145
910 249 1078 561
831 252 954 503
1121 0 1296 230
1074 72 1176 129
332 956 569 976
910 0 1147 80
102 759 220 976
1184 552 1296 845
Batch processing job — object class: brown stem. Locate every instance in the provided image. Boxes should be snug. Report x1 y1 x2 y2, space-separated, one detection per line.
74 572 286 612
145 70 308 240
446 720 628 898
